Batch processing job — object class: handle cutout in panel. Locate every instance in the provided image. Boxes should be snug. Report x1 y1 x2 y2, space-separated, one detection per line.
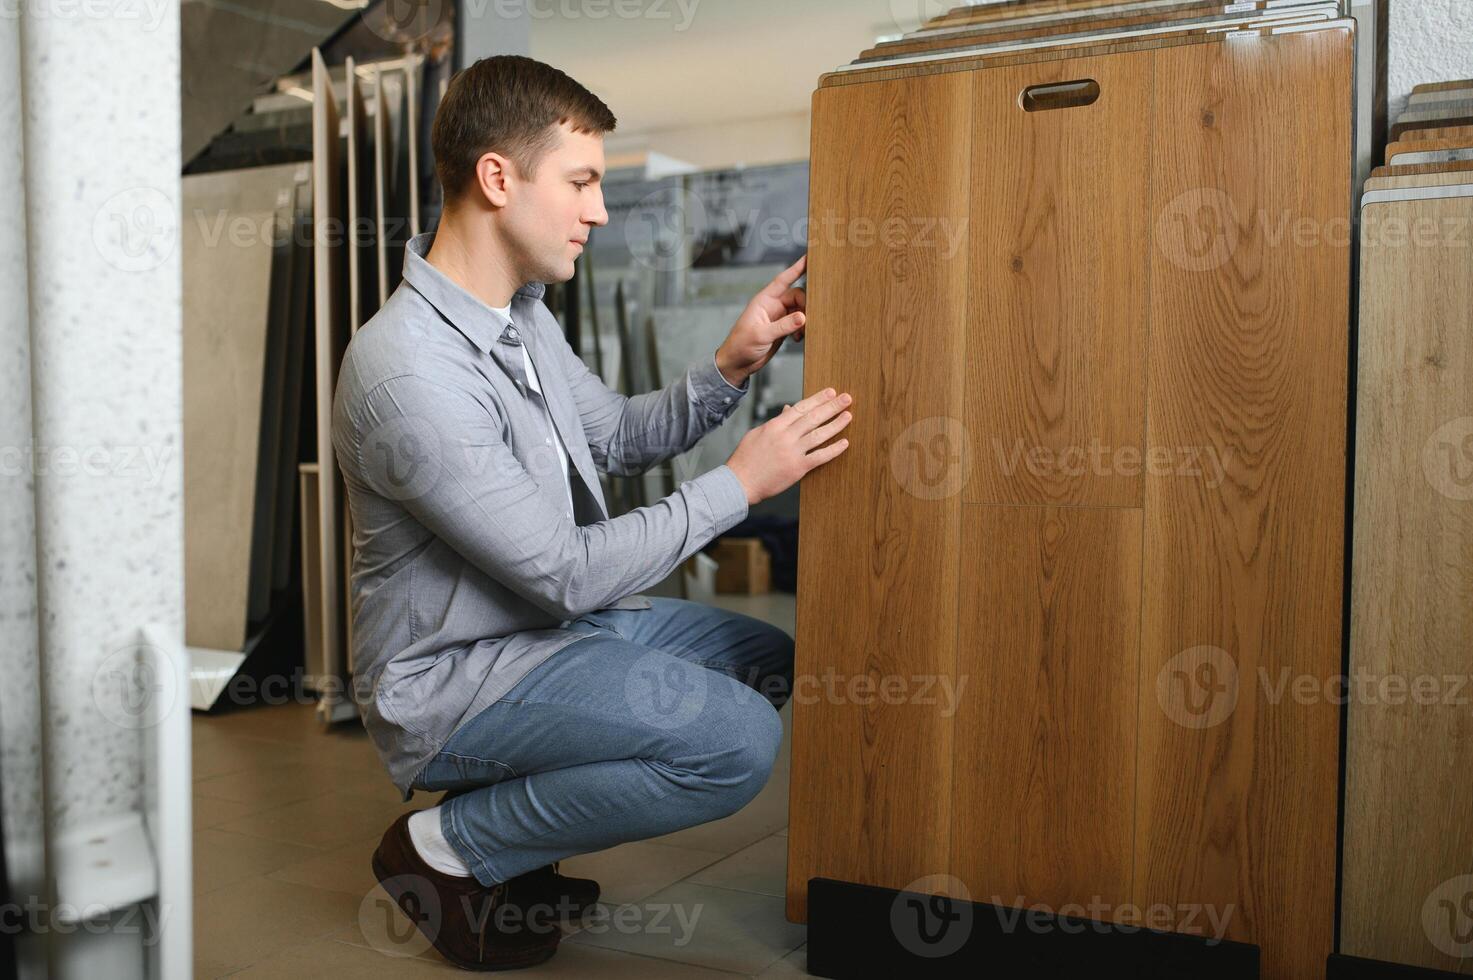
1021 79 1100 113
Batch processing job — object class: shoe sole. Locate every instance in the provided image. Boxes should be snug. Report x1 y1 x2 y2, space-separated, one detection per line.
371 852 560 972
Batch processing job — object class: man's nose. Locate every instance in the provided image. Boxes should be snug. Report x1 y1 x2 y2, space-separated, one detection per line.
585 189 609 228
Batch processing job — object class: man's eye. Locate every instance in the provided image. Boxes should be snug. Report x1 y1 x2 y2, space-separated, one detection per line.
573 181 588 190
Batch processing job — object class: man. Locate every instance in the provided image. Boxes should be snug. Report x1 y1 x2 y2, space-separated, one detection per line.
332 55 853 970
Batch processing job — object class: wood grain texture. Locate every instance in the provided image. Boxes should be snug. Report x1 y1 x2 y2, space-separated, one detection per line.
864 1 1259 61
1371 160 1473 179
311 49 350 707
1343 193 1473 973
965 52 1150 507
1135 29 1351 980
820 20 1349 89
786 69 973 923
951 504 1142 912
1387 136 1473 165
1365 170 1473 192
842 9 1336 75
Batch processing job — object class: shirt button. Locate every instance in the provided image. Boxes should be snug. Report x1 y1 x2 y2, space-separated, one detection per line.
724 397 732 403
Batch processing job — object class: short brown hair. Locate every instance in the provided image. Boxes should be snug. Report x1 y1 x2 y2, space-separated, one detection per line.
431 55 617 203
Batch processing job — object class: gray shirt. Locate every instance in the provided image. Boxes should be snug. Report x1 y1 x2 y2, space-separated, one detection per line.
331 232 752 801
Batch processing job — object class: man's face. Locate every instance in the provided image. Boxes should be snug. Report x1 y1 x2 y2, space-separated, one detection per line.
500 121 608 285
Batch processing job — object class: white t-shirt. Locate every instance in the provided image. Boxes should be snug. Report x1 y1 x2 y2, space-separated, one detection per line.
491 303 576 519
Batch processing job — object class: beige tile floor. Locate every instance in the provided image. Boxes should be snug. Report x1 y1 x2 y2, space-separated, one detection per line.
193 592 807 978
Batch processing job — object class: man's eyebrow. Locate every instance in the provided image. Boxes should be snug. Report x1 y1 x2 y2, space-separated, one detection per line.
567 166 604 181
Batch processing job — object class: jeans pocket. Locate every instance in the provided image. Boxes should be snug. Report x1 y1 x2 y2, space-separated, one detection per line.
415 752 517 792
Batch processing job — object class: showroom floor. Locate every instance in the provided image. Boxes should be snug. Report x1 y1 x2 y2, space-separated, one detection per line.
192 592 807 978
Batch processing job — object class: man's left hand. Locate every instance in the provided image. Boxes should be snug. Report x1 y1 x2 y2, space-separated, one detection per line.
715 254 807 388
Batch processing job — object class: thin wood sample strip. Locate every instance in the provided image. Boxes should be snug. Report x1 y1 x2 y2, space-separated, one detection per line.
1342 190 1473 974
965 52 1150 507
311 48 350 708
786 68 973 923
952 504 1142 913
1136 28 1351 980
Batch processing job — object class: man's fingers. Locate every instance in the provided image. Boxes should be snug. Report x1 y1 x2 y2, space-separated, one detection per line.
762 254 807 298
791 391 852 434
802 410 853 450
787 386 839 419
765 310 805 342
804 437 850 469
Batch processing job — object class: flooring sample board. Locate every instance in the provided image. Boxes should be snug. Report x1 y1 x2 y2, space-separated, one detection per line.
1364 170 1473 192
1414 78 1473 95
839 6 1337 74
181 163 308 627
862 1 1328 62
1386 135 1473 165
786 66 973 925
345 57 376 334
298 464 325 690
311 48 350 715
1343 187 1473 974
406 59 421 239
246 204 295 623
951 504 1143 914
373 65 392 308
1372 160 1473 179
964 52 1149 508
1135 31 1351 980
271 180 313 593
182 207 277 652
789 23 1354 980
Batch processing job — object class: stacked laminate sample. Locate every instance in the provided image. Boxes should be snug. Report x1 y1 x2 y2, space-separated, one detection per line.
1341 80 1473 975
787 4 1355 979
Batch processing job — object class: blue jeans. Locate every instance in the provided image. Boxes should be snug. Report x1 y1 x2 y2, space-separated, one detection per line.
409 597 795 886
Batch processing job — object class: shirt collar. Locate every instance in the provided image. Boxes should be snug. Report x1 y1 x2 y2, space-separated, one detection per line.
401 232 547 354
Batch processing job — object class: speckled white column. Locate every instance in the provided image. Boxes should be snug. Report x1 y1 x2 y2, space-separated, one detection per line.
1388 0 1473 119
0 9 48 980
17 1 187 976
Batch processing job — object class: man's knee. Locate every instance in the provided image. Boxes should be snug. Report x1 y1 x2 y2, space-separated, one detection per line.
703 692 783 816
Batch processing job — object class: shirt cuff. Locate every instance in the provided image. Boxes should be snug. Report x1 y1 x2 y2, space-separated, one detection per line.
688 464 751 538
688 350 751 419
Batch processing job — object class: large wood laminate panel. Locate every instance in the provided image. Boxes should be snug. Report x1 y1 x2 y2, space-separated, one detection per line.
786 69 973 923
1136 29 1352 980
1342 192 1473 974
182 208 276 651
965 53 1150 507
952 504 1143 912
311 48 350 708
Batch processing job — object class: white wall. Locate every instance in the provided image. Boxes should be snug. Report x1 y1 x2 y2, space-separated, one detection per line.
1388 0 1473 122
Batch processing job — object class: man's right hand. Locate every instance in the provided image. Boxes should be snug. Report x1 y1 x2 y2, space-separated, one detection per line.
725 388 854 506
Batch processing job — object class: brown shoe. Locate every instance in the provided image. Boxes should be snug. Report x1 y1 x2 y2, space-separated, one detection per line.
439 789 601 917
371 811 561 971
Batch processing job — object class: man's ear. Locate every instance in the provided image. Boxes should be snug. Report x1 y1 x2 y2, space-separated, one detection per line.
473 151 512 208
